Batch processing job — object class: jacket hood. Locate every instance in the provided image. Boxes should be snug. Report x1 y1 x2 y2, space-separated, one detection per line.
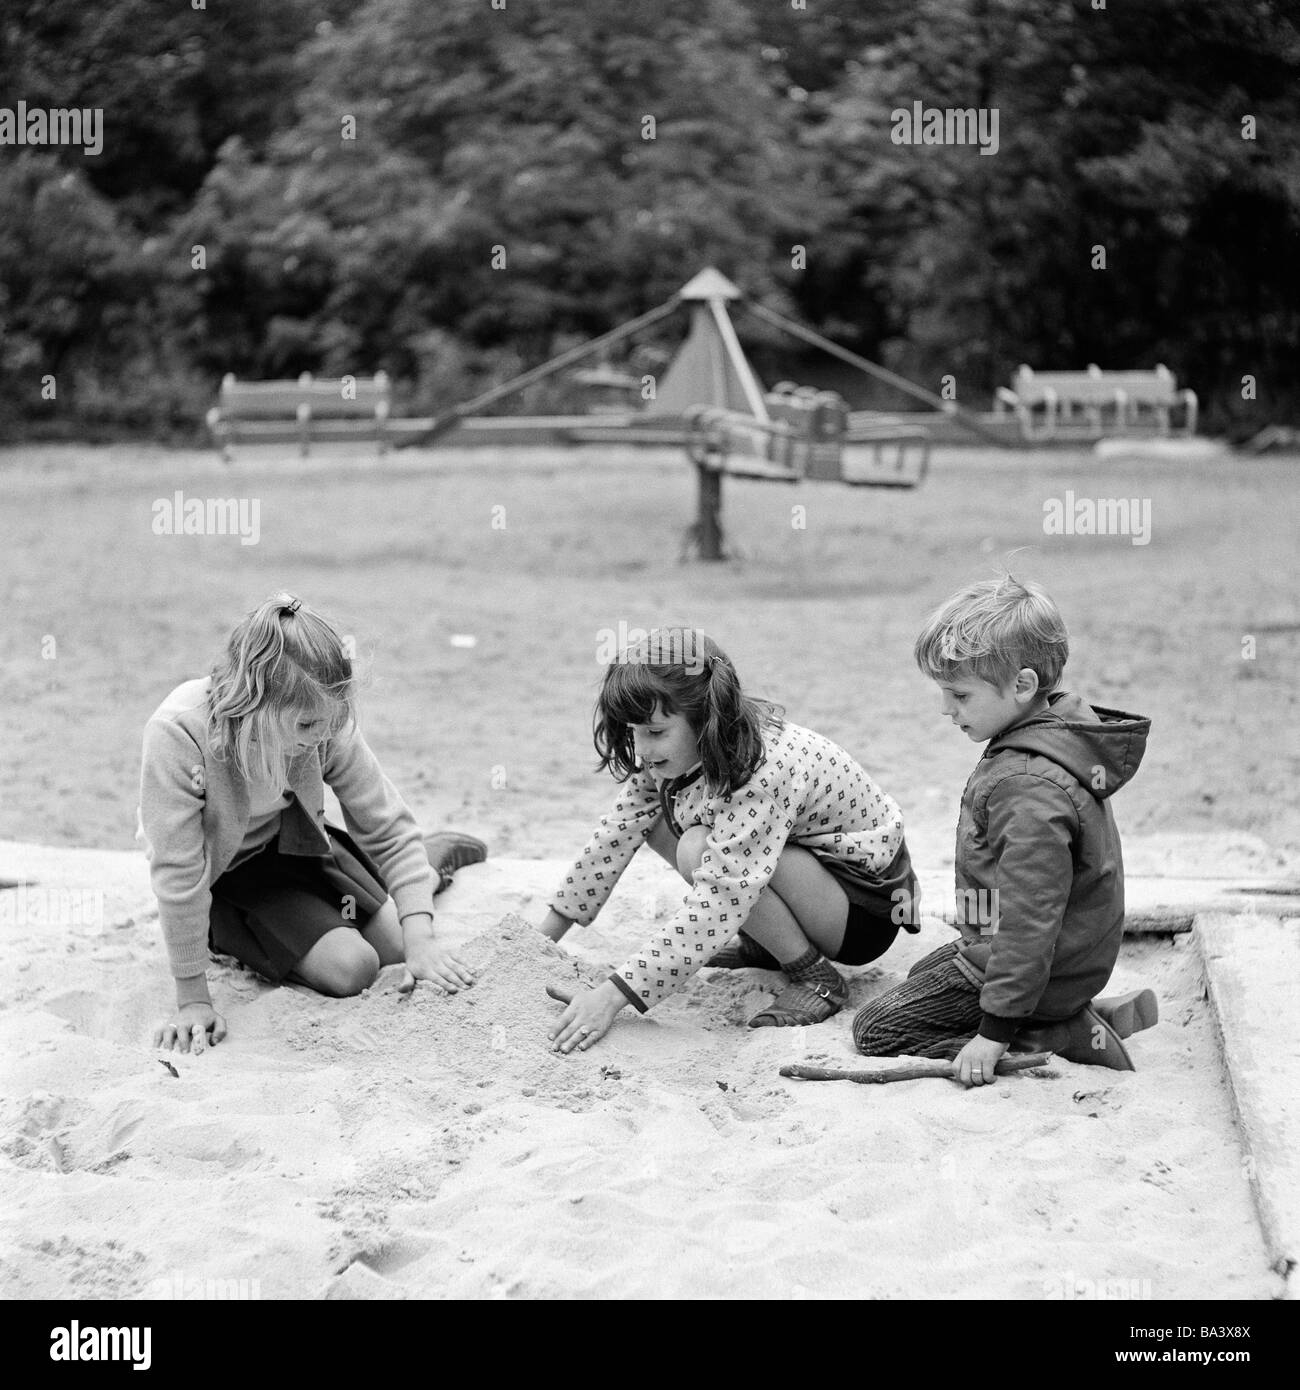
987 690 1149 801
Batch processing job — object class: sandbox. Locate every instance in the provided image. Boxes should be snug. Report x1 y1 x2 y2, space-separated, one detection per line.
1 840 1293 1301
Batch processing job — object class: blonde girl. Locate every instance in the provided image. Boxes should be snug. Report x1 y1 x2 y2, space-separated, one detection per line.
139 593 485 1054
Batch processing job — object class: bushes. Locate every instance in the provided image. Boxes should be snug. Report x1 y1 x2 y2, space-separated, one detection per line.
1 0 1296 438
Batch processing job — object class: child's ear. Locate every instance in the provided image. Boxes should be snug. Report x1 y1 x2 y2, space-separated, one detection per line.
1013 668 1041 703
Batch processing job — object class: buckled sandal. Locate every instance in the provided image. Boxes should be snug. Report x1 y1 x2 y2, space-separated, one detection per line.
748 976 847 1029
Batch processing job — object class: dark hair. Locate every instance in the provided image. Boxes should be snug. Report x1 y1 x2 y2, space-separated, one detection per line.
593 627 784 797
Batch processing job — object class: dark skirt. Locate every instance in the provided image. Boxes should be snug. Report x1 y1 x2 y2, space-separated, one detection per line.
208 826 389 982
820 839 920 967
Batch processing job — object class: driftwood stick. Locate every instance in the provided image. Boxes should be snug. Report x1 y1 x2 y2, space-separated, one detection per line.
780 1052 1054 1084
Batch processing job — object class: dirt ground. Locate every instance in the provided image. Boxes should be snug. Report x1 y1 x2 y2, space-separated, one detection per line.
2 440 1296 873
2 438 1297 1302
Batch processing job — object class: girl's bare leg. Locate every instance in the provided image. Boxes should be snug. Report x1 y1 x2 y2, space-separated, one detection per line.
674 824 850 963
289 928 381 997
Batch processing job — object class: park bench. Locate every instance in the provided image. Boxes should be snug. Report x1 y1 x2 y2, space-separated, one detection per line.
206 372 391 462
994 364 1197 441
1101 367 1198 435
683 388 929 559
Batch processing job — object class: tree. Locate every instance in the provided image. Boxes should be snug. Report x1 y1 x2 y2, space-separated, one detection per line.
178 0 825 403
0 0 324 223
812 0 1300 424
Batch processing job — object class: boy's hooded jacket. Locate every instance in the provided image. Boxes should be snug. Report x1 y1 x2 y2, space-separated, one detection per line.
952 690 1150 1042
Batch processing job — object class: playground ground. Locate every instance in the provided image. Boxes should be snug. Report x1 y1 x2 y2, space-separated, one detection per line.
0 439 1297 1299
4 440 1297 861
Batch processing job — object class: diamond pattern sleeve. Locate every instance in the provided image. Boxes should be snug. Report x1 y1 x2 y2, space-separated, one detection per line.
611 756 809 1010
549 772 663 926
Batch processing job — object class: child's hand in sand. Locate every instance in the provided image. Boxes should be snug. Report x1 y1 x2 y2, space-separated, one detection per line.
548 980 627 1053
953 1035 1008 1088
155 1002 227 1056
398 940 475 995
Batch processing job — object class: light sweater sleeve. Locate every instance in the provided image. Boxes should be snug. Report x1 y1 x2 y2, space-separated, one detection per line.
609 760 807 1012
139 717 216 980
321 722 436 923
549 773 662 924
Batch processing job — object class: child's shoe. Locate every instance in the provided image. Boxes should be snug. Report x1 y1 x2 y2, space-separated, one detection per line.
1014 989 1158 1069
707 931 782 970
1093 987 1159 1037
748 948 846 1027
423 831 488 894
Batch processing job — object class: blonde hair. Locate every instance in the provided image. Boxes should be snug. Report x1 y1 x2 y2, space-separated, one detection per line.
208 593 356 782
914 574 1069 692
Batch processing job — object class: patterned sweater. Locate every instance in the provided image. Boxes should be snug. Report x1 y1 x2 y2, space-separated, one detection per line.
550 721 905 1011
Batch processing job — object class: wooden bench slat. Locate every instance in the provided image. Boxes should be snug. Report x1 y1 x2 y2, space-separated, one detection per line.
208 374 392 459
996 364 1196 440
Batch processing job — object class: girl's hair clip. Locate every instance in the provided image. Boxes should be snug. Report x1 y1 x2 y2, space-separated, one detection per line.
281 596 302 616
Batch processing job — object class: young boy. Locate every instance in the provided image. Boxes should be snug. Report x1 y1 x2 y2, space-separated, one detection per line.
854 575 1158 1085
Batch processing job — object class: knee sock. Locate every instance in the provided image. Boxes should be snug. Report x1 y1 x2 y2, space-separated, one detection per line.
782 944 844 993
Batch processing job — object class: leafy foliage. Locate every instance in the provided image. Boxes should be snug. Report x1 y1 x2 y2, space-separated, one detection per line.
0 0 1295 436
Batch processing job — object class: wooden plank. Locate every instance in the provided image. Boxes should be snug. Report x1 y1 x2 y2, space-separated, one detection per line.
219 390 311 419
1124 885 1300 933
221 397 387 420
294 399 388 420
561 425 690 446
215 421 387 445
933 879 1300 936
1016 379 1117 403
209 422 304 444
217 377 390 421
1125 905 1300 933
1197 912 1300 1289
1005 369 1180 410
713 457 802 482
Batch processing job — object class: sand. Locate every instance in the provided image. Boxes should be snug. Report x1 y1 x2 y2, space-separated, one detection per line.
1 440 1295 1299
0 841 1285 1300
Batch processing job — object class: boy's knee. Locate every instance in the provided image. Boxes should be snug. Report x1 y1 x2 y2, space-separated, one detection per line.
314 935 380 997
907 941 961 979
851 1002 894 1056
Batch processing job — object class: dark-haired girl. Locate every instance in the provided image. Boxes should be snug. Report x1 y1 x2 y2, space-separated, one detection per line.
138 593 485 1055
540 628 918 1052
